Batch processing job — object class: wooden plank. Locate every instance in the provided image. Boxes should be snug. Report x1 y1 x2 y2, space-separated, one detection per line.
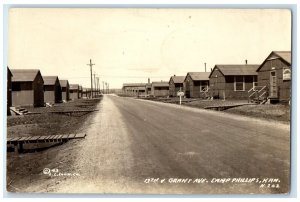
48 135 56 140
18 137 29 141
68 134 76 139
6 137 14 141
37 136 48 140
28 136 41 141
74 133 86 138
10 137 22 142
57 135 63 139
61 134 70 139
51 135 59 140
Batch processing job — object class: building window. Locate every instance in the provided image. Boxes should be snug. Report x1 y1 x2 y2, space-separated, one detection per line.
234 76 245 91
253 76 258 89
283 68 291 81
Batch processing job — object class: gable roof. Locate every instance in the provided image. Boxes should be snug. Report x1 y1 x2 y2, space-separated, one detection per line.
11 69 41 82
69 84 79 90
256 51 291 72
43 76 59 85
152 81 169 87
273 51 291 64
169 76 185 84
209 65 259 78
59 80 69 88
185 72 210 81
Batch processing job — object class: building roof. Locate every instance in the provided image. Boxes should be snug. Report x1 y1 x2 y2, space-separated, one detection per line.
59 80 69 87
11 69 41 82
273 51 291 64
69 84 79 90
256 51 291 72
43 76 59 85
209 65 259 78
186 72 210 81
152 81 169 87
169 76 185 84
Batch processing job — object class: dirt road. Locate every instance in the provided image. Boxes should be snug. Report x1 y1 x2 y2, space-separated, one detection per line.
19 95 290 194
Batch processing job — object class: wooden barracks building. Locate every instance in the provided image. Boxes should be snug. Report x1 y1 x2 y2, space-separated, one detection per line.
43 76 62 104
169 75 185 97
209 64 259 99
59 79 70 101
11 69 44 107
69 84 80 100
184 72 210 98
256 51 291 103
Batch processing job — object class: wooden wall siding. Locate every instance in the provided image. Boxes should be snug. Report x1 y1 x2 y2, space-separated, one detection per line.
257 58 291 102
33 73 44 107
7 70 12 115
44 91 55 103
153 88 169 97
55 80 62 103
70 90 79 100
12 91 34 106
61 85 70 101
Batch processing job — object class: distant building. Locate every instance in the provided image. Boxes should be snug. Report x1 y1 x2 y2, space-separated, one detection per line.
43 76 62 104
169 75 185 97
11 69 44 107
59 80 70 101
82 88 91 98
151 81 169 97
122 83 147 97
7 67 13 115
69 84 79 100
184 72 210 98
79 85 83 99
257 51 291 103
209 64 259 99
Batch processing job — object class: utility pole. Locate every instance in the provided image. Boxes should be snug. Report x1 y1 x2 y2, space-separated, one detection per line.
97 77 100 95
93 72 97 97
102 81 105 94
87 59 95 98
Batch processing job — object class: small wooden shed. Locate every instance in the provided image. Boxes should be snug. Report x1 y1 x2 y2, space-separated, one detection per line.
59 80 70 101
209 64 259 99
169 75 185 97
11 69 44 107
69 84 80 100
256 51 291 103
43 76 62 104
184 72 210 98
151 82 169 97
7 67 13 115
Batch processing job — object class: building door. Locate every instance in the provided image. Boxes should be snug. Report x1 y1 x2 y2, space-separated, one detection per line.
270 70 278 98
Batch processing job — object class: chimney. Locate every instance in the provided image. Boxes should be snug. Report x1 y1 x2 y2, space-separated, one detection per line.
245 59 248 65
148 78 150 84
204 63 207 72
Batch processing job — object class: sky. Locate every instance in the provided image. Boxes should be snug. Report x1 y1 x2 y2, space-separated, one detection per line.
8 8 291 89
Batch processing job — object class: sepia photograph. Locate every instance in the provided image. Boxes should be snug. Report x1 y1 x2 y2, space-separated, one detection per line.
5 7 292 194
